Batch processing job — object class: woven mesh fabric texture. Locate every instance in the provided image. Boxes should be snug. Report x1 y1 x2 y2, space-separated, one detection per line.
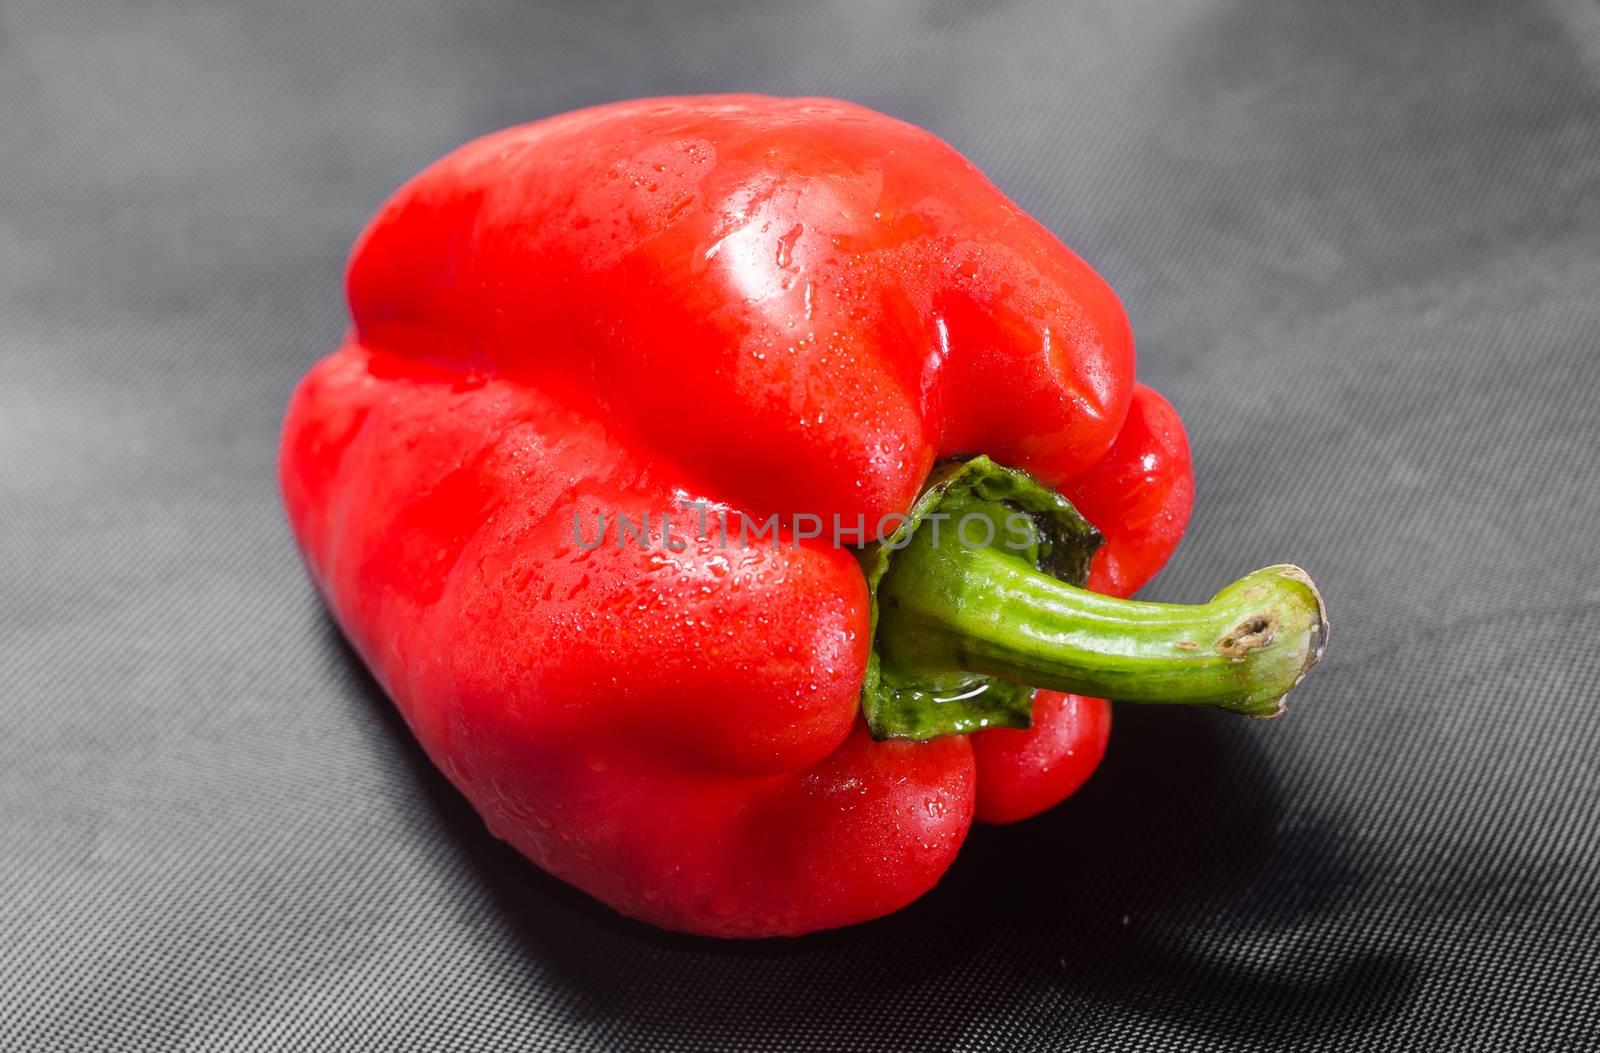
5 0 1600 1048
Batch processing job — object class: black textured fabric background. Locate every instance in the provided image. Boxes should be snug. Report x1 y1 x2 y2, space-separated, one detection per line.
6 1 1600 1049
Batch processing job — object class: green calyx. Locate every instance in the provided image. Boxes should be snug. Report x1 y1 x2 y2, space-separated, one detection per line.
858 457 1329 741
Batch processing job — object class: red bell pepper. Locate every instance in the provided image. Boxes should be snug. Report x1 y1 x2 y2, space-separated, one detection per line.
280 95 1326 937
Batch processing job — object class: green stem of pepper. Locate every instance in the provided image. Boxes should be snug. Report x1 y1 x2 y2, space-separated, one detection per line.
875 544 1328 718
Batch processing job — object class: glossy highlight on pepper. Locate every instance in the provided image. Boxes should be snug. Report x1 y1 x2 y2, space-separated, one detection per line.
280 95 1326 937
